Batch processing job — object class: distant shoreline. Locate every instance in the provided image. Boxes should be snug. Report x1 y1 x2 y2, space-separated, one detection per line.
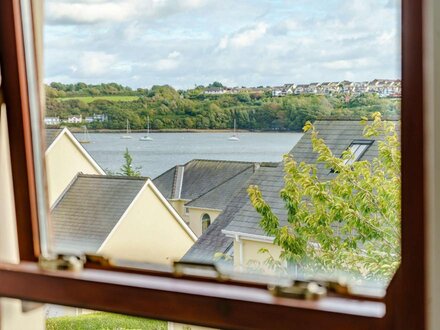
54 127 303 134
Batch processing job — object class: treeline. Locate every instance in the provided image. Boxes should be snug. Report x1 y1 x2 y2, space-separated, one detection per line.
45 83 400 131
46 82 149 98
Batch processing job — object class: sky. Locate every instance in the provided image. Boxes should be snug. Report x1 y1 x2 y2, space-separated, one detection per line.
44 0 401 89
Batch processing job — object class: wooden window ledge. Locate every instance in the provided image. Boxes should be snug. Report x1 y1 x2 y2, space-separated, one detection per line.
0 262 385 330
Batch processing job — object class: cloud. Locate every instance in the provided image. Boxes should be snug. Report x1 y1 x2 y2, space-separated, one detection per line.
78 52 116 76
156 51 181 71
322 58 374 71
46 1 136 25
46 0 211 25
217 23 268 49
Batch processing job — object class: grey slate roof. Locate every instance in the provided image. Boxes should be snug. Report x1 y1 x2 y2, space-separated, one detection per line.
45 128 62 150
183 120 398 262
51 174 147 254
182 163 279 262
153 159 256 201
185 166 256 210
153 167 176 199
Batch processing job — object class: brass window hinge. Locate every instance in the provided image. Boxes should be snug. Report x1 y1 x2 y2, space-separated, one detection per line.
269 279 350 301
173 260 229 281
269 281 326 300
38 254 85 271
84 253 112 267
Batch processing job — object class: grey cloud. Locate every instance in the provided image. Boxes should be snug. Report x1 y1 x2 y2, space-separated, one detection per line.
45 0 212 26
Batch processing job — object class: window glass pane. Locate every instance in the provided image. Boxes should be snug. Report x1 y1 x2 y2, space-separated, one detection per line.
344 143 370 165
41 0 401 289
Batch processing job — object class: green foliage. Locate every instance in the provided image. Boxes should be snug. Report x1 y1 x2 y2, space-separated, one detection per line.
59 95 140 103
47 82 145 97
119 148 141 177
46 312 166 330
208 81 224 88
248 113 400 280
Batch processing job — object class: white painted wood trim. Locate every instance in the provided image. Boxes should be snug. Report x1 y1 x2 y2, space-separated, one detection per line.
185 206 223 212
222 230 274 243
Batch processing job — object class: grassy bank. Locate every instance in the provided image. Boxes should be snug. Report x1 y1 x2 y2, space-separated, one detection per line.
46 312 167 330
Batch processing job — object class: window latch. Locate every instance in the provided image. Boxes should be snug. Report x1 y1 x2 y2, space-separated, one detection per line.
269 279 350 301
173 261 228 281
38 254 85 271
269 280 327 300
84 253 112 267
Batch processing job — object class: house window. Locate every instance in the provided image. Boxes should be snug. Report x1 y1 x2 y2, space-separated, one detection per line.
343 139 374 165
201 213 211 233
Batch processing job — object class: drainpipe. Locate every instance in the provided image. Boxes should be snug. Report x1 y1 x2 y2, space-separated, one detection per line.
235 234 244 270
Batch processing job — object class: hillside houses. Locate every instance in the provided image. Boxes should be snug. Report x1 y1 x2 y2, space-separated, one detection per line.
44 116 61 126
205 86 270 95
272 84 296 97
66 115 83 124
201 79 401 98
203 87 226 95
289 79 401 97
85 113 108 123
44 113 108 126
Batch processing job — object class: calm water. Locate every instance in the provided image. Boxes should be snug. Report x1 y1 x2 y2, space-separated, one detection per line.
75 132 303 178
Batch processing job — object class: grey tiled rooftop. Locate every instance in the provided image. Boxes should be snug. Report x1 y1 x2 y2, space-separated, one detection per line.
45 128 62 150
153 159 256 201
51 174 147 254
185 166 256 210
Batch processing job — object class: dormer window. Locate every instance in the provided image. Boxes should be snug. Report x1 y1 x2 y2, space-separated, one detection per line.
330 139 374 173
343 139 374 165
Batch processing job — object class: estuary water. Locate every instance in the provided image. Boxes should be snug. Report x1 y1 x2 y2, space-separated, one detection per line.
75 132 303 178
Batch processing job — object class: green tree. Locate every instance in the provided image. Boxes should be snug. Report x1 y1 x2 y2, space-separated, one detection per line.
209 81 224 88
119 148 141 177
248 113 400 280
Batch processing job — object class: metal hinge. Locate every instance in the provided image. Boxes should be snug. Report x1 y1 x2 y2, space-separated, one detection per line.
173 261 229 281
269 279 350 301
84 253 112 267
38 254 85 271
269 281 326 300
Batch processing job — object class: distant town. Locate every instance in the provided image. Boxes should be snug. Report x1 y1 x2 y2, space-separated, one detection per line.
204 79 401 98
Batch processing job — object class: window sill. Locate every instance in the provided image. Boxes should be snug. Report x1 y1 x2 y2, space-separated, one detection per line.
0 262 385 330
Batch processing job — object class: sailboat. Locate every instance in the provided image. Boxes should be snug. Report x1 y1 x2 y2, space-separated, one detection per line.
140 116 153 141
79 126 91 144
228 119 239 141
121 119 132 139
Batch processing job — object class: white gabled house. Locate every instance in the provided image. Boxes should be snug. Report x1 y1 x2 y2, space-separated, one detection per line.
51 175 196 264
45 127 105 206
